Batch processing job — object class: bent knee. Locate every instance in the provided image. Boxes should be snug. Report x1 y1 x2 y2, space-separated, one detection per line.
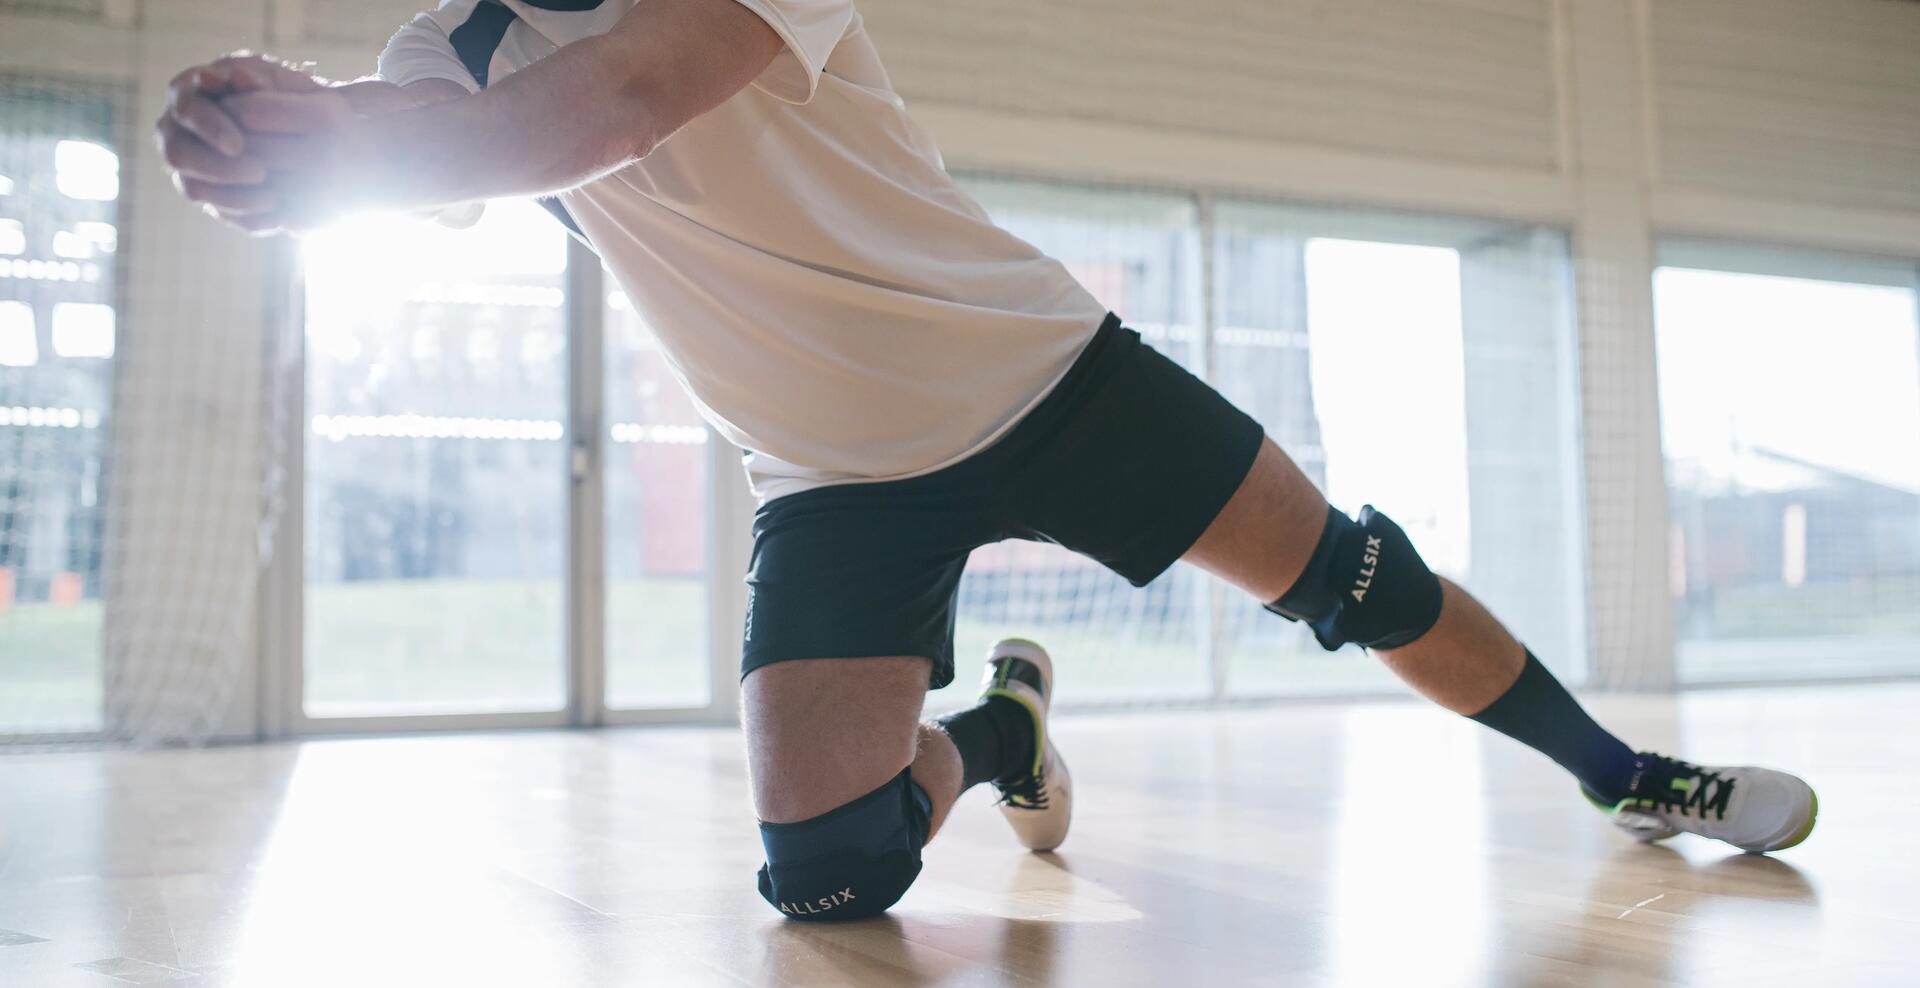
756 768 931 921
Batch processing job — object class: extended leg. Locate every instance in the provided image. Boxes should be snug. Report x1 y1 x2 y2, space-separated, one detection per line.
1183 439 1637 798
1182 437 1817 852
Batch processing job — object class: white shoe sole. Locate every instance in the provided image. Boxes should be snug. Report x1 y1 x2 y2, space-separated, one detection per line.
983 639 1072 852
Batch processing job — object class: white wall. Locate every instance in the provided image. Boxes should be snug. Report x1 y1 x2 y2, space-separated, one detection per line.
2 0 1916 727
863 0 1564 171
1654 0 1920 218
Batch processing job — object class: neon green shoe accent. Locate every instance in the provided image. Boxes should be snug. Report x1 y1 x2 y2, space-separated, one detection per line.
1771 788 1819 852
1580 786 1628 814
985 645 1042 690
981 686 1046 779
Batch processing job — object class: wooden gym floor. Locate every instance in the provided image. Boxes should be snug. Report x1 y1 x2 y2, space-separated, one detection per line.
1 683 1914 986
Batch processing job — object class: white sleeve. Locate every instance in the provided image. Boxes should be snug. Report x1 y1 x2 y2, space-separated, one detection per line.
374 2 492 227
727 0 857 105
376 1 489 94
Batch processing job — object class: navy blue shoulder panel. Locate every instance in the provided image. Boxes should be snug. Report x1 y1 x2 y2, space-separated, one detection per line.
447 0 517 88
445 2 596 251
536 196 593 250
449 0 611 89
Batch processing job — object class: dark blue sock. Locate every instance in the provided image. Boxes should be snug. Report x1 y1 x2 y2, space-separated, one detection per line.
1469 652 1639 802
935 697 1034 791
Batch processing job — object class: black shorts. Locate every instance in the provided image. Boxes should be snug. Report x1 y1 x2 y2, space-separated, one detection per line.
741 315 1264 689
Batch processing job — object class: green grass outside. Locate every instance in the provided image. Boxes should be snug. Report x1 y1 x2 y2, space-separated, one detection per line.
304 577 714 715
1675 577 1920 681
1681 576 1920 639
2 579 1378 728
311 579 1405 713
10 574 1920 732
0 601 103 731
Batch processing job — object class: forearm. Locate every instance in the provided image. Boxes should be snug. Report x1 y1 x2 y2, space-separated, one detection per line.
199 0 776 231
349 33 664 211
336 77 469 116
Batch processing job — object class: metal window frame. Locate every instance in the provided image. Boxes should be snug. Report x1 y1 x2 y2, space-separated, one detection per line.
258 231 741 739
1651 237 1920 689
950 170 1606 700
0 71 130 745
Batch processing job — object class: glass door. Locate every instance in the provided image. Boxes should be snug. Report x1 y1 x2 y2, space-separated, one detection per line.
299 201 571 724
1655 243 1920 683
602 285 713 711
293 202 731 731
1209 201 1587 696
0 83 118 736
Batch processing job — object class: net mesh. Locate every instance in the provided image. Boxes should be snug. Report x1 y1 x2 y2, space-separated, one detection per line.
938 176 1591 706
0 74 289 746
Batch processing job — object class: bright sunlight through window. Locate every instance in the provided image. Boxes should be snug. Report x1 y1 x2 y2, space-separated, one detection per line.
1305 238 1472 577
53 140 118 201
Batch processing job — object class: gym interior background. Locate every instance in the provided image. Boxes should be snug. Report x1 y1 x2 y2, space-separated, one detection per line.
0 1 1916 985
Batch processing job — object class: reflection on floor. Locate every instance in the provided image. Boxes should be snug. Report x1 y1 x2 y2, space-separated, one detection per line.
1 684 1914 986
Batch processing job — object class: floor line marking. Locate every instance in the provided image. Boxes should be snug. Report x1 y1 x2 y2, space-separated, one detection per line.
1616 893 1667 920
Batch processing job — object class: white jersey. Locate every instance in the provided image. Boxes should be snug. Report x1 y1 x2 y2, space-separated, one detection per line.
377 0 1107 501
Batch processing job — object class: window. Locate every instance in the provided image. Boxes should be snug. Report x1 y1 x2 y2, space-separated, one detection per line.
0 82 117 734
1210 202 1587 695
603 287 712 709
946 182 1588 701
302 202 569 716
1655 243 1920 682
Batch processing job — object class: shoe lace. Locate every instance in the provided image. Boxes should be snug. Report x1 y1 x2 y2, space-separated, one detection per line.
996 764 1048 810
1633 756 1735 821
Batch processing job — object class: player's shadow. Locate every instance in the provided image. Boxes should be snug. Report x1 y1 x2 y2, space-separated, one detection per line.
760 855 1069 986
1690 848 1820 903
763 915 1061 988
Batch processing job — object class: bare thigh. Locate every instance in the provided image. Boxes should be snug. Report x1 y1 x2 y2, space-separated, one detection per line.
1182 437 1331 599
742 656 930 824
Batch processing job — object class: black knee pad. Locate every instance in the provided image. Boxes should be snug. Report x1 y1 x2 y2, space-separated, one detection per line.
757 769 931 921
1264 504 1443 651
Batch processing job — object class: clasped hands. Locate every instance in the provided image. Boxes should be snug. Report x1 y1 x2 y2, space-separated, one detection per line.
154 53 416 234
